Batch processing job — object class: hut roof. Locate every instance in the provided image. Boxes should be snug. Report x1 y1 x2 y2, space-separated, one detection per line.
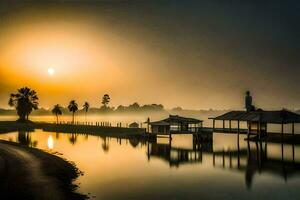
149 115 202 126
129 122 139 128
163 115 202 123
149 121 170 126
213 109 300 124
129 122 139 126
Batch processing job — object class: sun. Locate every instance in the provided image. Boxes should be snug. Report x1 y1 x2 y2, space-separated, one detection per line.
47 68 55 76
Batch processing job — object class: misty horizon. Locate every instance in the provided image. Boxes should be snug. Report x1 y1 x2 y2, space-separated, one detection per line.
0 0 299 110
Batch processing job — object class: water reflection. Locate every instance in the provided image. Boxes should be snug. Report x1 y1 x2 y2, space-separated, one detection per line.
101 136 110 152
69 134 78 145
146 136 300 190
47 135 54 149
17 130 38 147
1 130 300 199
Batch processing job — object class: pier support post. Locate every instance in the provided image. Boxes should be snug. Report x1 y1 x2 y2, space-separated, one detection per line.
222 150 225 167
292 123 295 136
293 144 295 164
281 122 284 140
229 120 232 132
213 119 215 131
258 122 261 140
223 120 225 132
281 142 284 162
247 122 251 139
229 151 232 168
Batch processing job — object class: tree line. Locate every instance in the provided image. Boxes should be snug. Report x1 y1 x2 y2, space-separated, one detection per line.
8 87 165 123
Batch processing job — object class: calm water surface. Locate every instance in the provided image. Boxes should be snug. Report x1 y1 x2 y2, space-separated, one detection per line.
1 128 300 200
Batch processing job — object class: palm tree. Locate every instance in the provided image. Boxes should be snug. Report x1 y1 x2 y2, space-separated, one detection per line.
8 87 39 121
51 104 62 124
83 102 90 122
68 100 78 124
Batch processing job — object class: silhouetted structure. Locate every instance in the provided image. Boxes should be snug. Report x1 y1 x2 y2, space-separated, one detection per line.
129 122 139 128
245 91 255 112
148 115 203 134
212 109 300 139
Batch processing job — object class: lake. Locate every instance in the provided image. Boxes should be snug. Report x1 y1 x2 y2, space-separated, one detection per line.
1 128 300 200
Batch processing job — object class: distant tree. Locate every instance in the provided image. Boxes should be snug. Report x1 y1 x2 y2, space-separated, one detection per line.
172 107 183 112
116 105 126 112
68 100 78 124
152 104 164 111
8 87 39 121
51 104 62 124
101 94 110 107
141 103 164 111
83 102 90 113
128 102 140 111
100 94 111 112
83 102 90 121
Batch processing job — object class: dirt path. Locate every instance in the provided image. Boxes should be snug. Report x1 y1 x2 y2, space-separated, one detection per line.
0 141 86 200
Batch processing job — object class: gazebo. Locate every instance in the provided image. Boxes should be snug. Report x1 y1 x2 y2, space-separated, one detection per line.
212 109 300 139
148 115 203 134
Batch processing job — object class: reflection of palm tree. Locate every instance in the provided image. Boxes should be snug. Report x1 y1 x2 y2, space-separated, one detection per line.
51 104 62 124
8 87 39 121
17 131 38 147
69 134 77 145
83 102 90 122
68 100 78 124
101 137 109 152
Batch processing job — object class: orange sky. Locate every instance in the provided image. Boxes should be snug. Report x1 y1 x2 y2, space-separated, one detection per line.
0 2 299 110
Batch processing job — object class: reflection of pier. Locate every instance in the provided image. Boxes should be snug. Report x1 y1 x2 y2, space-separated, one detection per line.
212 141 300 189
147 136 213 167
147 142 213 167
146 134 300 189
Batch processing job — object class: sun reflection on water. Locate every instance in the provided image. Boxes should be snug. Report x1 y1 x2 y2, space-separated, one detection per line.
47 135 54 150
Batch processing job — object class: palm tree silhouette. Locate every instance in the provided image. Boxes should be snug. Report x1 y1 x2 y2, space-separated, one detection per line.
51 104 62 124
8 87 39 121
68 100 78 124
83 102 90 122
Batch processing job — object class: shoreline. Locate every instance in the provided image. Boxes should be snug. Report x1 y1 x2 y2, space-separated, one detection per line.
0 120 146 136
0 140 87 200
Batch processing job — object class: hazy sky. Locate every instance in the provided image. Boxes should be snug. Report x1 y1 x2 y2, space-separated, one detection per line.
0 0 299 110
